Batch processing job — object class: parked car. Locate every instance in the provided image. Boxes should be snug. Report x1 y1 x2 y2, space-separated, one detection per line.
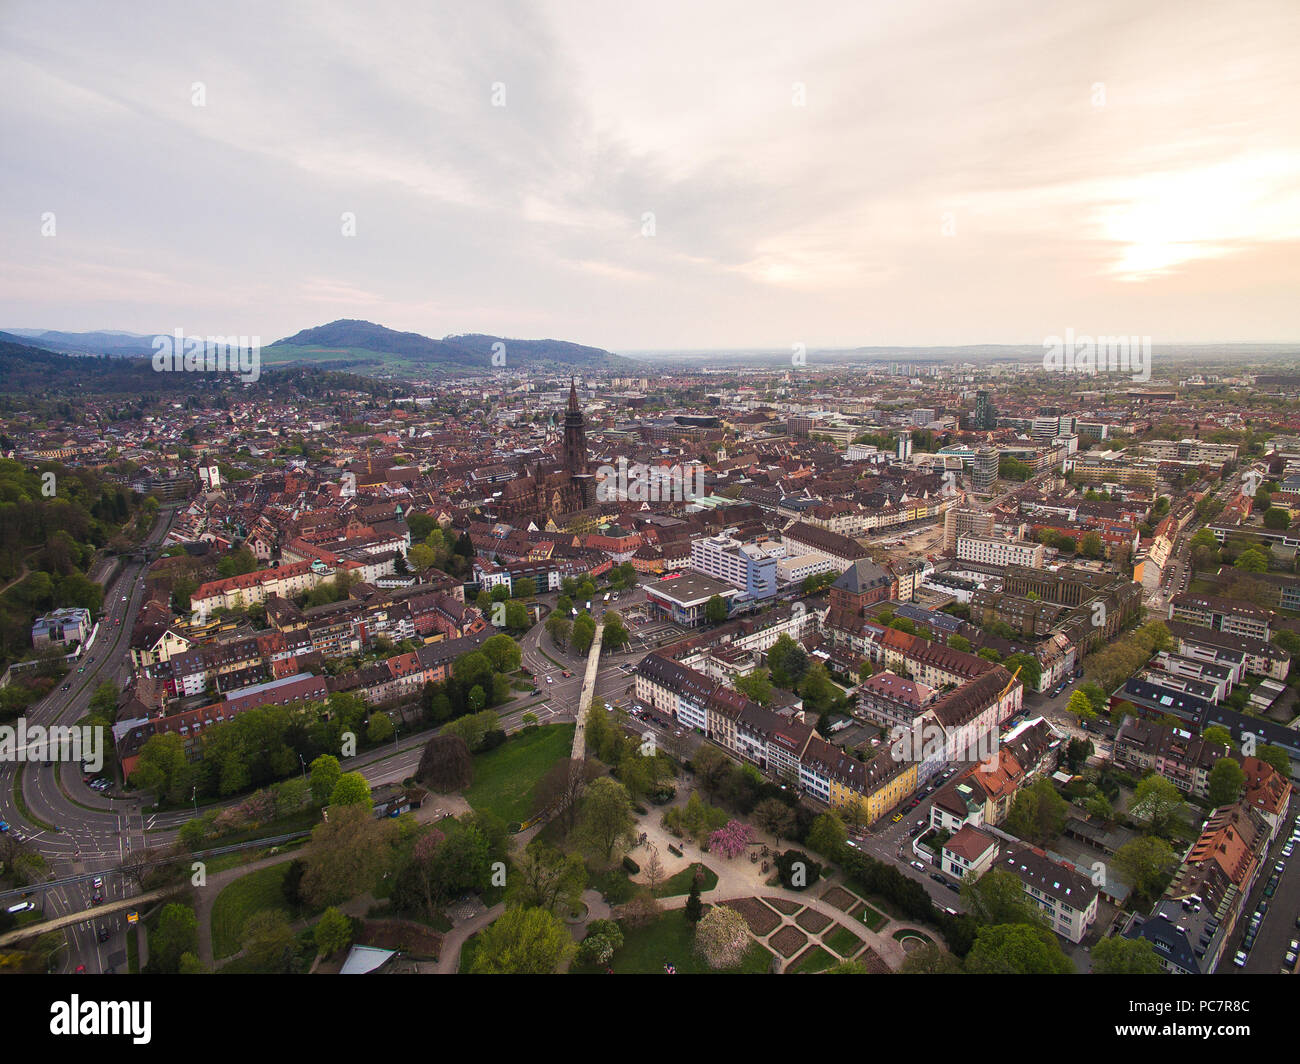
930 873 946 885
1233 950 1248 967
891 812 904 823
910 860 925 872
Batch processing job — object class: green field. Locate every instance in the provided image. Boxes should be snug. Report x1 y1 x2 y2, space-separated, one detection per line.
210 863 299 959
574 910 773 974
788 945 835 973
825 924 864 957
654 862 719 898
464 723 575 824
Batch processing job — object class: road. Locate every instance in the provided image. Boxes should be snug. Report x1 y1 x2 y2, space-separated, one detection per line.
0 505 178 972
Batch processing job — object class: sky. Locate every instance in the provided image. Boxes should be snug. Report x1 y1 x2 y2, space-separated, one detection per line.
1 0 1298 352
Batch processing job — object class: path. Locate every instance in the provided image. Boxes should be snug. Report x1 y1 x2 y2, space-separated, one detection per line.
570 622 604 763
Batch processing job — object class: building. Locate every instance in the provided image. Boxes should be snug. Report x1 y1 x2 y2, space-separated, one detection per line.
31 607 93 649
943 505 994 552
690 534 780 600
974 390 996 431
1169 593 1271 642
940 825 998 880
644 572 740 627
998 846 1099 943
955 534 1045 570
972 447 998 494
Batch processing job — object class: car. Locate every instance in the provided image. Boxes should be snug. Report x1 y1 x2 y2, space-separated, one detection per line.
1266 876 1279 897
930 872 946 885
944 881 959 893
561 670 571 678
915 818 925 829
891 812 904 823
1233 950 1248 967
87 656 94 663
908 827 920 838
545 676 553 684
91 893 103 905
910 860 925 872
0 821 8 833
1243 928 1257 950
1285 844 1295 858
1276 860 1286 874
74 964 86 973
92 877 103 889
97 927 111 943
1258 901 1269 916
1287 948 1299 968
62 683 70 691
78 667 85 673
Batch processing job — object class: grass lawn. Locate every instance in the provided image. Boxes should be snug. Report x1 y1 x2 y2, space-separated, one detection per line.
654 862 718 898
788 945 835 973
574 909 773 974
825 924 863 957
856 905 887 931
210 863 303 959
464 723 575 824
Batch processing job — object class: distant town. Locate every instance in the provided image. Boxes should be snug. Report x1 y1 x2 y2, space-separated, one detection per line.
3 340 1299 979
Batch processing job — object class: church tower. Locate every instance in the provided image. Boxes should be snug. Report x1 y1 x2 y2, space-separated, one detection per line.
562 378 593 507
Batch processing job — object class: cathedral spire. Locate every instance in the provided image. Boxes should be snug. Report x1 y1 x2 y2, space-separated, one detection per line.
568 377 579 413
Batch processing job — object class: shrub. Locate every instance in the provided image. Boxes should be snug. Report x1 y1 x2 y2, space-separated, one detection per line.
622 856 640 875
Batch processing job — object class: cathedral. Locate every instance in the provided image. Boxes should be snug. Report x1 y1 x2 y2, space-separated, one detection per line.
489 379 600 531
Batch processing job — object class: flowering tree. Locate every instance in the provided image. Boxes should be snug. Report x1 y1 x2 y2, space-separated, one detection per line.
694 905 750 969
708 819 755 859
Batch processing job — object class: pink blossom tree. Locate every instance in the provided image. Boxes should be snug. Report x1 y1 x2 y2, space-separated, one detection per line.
708 819 755 859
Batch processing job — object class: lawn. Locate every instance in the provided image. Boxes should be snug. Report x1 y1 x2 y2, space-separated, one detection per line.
825 924 864 958
574 909 773 974
464 723 575 824
654 862 718 898
788 945 836 973
210 863 301 959
856 905 887 931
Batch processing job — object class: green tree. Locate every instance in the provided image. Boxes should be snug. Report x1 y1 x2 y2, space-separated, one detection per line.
1090 935 1164 974
1207 757 1245 806
309 754 342 805
807 812 848 858
481 633 522 674
1131 775 1185 836
149 903 199 974
704 594 728 624
329 771 373 810
965 923 1073 974
366 712 395 745
575 777 637 863
471 907 573 974
961 868 1045 928
572 612 597 655
545 612 571 650
313 907 353 957
1005 779 1069 845
1113 835 1179 899
1066 689 1098 723
241 910 297 973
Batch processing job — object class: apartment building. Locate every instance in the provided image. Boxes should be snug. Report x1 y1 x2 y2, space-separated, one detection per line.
999 846 1099 944
955 534 1045 570
943 505 995 552
1169 592 1271 642
690 534 780 599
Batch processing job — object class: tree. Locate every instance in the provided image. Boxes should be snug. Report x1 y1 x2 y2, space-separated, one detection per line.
1090 935 1164 974
694 905 751 969
576 918 624 965
130 732 193 804
533 758 603 835
512 577 537 598
242 910 297 973
1079 532 1104 560
1263 508 1290 531
1207 757 1245 807
900 942 963 974
704 594 728 625
709 819 757 859
691 745 734 800
148 903 198 974
1235 548 1269 573
1114 836 1179 900
417 733 474 792
1256 744 1292 777
602 611 629 651
766 634 808 689
309 754 342 805
442 709 498 752
301 805 396 907
545 613 572 650
575 777 636 863
366 712 395 745
1202 725 1232 747
471 907 573 974
964 923 1073 974
1131 775 1185 836
572 612 596 655
797 661 836 711
1066 689 1098 723
1001 653 1042 693
329 772 373 811
1005 779 1069 846
507 845 586 914
752 798 796 845
684 877 704 924
948 634 972 653
961 868 1045 928
807 812 848 858
313 907 353 957
734 669 774 705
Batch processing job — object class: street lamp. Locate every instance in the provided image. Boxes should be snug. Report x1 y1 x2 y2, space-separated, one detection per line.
191 784 197 816
298 753 307 781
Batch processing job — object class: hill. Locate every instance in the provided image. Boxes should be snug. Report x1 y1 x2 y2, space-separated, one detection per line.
266 319 631 373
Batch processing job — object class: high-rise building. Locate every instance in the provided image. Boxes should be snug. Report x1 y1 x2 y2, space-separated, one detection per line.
897 431 913 463
972 447 999 494
974 390 996 431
